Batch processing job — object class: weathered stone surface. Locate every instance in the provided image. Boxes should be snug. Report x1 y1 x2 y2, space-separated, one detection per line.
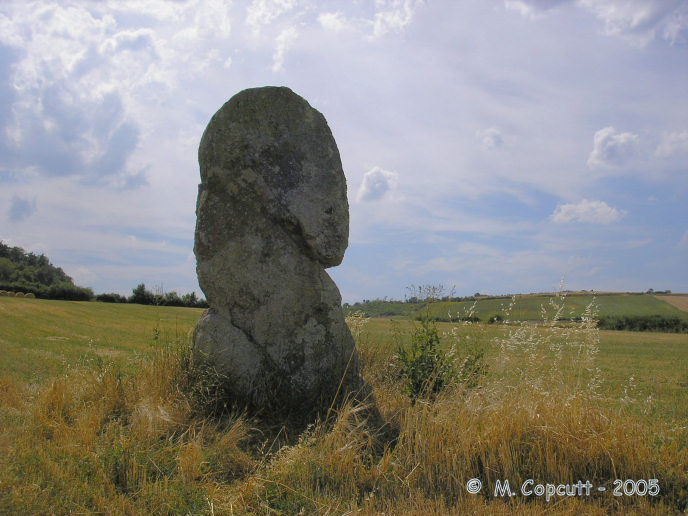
193 86 377 418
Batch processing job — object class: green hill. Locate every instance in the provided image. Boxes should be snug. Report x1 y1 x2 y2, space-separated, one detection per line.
345 292 688 326
0 241 93 300
437 293 688 321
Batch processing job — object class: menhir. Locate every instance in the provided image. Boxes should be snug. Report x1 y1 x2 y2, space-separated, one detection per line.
193 86 379 421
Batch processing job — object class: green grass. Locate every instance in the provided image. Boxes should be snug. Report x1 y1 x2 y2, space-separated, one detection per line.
595 330 688 421
0 297 204 381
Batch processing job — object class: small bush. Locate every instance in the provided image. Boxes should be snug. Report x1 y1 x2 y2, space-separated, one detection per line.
397 316 454 404
488 314 503 324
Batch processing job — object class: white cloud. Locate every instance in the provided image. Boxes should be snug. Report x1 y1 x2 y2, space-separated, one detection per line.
656 130 688 157
551 199 625 224
505 0 688 45
318 11 349 33
577 0 688 45
246 0 297 35
372 0 423 37
476 127 504 149
100 28 157 55
70 266 99 287
663 7 688 44
356 166 399 202
587 126 639 169
319 3 423 38
271 26 299 72
0 11 24 47
505 0 571 20
0 5 158 186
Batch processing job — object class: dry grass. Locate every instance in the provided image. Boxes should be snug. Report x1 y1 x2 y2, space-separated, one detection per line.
655 294 688 313
0 297 687 514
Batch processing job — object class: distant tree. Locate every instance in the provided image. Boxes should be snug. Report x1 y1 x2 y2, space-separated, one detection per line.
96 293 127 303
47 283 93 301
129 283 154 305
122 285 207 307
163 291 184 307
181 291 209 308
182 292 198 307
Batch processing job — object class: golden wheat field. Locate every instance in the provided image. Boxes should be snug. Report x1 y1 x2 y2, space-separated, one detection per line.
656 294 688 313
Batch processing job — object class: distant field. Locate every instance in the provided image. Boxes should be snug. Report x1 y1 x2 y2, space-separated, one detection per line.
440 292 688 321
656 294 688 312
347 292 688 322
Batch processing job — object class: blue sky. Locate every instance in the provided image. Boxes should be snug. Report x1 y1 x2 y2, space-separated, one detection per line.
1 0 687 303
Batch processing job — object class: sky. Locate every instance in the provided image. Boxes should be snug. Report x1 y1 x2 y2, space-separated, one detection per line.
1 0 687 303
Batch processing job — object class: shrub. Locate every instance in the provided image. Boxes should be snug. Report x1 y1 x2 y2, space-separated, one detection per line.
397 316 454 404
96 292 128 303
488 314 503 324
47 283 94 301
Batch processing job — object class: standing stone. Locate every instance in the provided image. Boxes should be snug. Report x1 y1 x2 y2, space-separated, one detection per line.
193 86 378 420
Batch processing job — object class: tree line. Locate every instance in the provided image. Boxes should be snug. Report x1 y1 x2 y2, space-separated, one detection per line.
0 241 207 307
597 315 687 333
97 283 208 308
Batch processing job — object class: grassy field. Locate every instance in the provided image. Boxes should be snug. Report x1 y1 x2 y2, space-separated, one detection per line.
1 296 687 514
0 297 204 381
350 316 688 421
